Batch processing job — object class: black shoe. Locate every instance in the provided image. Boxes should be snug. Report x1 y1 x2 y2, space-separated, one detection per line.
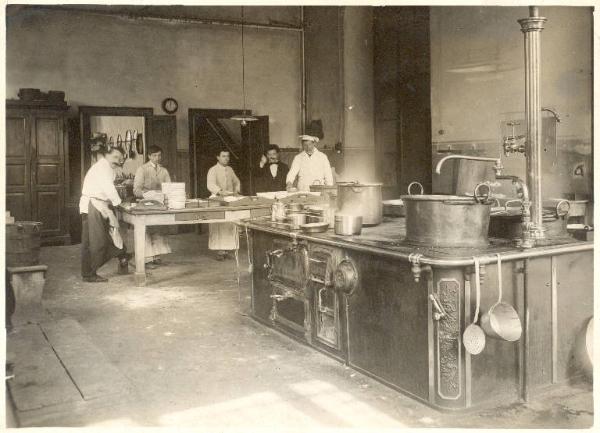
215 253 225 261
83 274 108 283
145 262 158 270
119 252 133 262
152 258 166 266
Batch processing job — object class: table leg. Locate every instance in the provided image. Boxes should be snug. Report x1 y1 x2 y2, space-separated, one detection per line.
134 222 146 286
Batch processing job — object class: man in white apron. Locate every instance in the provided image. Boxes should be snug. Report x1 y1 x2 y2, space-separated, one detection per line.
80 146 129 282
286 134 334 192
206 149 241 260
133 145 172 268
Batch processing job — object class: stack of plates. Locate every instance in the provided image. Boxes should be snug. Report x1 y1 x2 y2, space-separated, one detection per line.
162 182 186 209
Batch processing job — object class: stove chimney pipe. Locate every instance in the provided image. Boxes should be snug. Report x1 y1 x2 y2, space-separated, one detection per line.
518 6 547 242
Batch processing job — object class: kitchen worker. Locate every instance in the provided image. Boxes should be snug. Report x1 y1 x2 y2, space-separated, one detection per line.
256 144 289 193
80 144 130 282
207 148 241 261
133 145 172 269
286 134 334 192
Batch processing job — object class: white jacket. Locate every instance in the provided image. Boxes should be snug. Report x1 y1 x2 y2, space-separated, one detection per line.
286 149 334 191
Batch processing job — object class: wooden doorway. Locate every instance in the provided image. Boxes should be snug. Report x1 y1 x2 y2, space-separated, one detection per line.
189 109 269 198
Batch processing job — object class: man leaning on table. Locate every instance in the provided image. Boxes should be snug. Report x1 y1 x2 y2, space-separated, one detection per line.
207 148 241 261
79 136 130 282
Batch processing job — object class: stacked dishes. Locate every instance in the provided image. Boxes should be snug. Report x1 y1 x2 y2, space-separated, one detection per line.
162 182 186 209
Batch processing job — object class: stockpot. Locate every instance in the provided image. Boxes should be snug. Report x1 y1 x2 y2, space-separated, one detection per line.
400 182 492 248
337 182 383 226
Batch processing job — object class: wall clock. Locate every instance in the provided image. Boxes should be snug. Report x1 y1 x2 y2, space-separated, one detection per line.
162 97 178 114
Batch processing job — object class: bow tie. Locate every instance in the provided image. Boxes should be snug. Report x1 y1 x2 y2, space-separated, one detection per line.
269 162 279 166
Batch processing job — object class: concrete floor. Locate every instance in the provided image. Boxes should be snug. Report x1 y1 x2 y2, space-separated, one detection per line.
12 232 592 428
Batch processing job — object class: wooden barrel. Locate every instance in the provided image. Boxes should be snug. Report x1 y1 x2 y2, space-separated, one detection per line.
6 222 42 267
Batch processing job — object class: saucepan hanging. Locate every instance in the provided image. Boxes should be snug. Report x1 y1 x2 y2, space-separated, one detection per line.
480 254 522 341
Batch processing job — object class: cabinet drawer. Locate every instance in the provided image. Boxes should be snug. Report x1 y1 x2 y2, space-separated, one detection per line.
174 211 225 221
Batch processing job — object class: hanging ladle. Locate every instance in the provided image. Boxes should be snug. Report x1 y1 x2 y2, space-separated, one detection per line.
463 256 486 355
480 254 523 341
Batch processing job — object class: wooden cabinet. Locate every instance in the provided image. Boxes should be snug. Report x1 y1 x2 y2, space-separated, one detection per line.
6 102 70 245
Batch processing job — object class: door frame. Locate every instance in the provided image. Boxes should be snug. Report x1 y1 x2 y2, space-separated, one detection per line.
79 106 154 176
188 108 246 198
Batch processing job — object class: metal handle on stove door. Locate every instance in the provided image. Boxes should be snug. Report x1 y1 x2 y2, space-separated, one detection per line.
429 294 447 321
264 249 284 275
318 287 334 314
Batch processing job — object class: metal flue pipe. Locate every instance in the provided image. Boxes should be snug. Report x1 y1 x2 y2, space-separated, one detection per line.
518 6 547 240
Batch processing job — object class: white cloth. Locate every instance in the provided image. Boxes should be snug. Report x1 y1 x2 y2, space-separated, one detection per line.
206 163 241 251
286 148 334 192
79 158 122 214
125 227 171 262
207 163 241 196
208 223 239 251
89 198 123 249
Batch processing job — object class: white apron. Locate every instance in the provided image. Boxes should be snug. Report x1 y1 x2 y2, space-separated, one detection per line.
208 223 239 251
125 227 171 263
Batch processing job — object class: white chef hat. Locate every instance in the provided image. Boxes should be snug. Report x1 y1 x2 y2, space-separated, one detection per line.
299 135 319 143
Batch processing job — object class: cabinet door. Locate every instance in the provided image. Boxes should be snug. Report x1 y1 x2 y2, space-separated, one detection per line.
6 110 31 222
31 111 65 237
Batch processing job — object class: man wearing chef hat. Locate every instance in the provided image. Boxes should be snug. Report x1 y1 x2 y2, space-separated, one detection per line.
286 120 334 192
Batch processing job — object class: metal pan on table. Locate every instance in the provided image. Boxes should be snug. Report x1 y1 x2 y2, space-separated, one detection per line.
299 222 329 234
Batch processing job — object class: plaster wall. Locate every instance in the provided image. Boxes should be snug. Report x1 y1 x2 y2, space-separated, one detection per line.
6 7 302 151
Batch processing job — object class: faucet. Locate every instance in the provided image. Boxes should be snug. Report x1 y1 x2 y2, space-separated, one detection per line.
502 121 526 156
435 154 504 177
496 175 534 248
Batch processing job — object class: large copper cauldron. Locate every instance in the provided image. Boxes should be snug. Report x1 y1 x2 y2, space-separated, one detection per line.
401 182 491 248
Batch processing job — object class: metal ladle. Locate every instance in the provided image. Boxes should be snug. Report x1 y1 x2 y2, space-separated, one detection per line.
481 254 523 341
463 256 486 355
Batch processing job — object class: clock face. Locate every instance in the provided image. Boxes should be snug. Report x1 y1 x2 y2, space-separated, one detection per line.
162 98 178 114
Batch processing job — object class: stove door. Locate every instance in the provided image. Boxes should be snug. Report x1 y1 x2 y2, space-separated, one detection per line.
266 240 310 339
308 246 346 357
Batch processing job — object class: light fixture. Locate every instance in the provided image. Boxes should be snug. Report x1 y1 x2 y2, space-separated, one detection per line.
231 6 257 126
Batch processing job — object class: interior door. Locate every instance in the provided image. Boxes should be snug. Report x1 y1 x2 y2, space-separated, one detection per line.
241 116 270 196
6 109 31 222
31 110 65 237
151 115 177 179
190 110 270 198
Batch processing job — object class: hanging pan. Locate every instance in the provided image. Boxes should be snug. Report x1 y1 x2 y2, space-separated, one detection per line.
463 256 486 355
130 130 137 158
480 254 522 341
136 133 144 155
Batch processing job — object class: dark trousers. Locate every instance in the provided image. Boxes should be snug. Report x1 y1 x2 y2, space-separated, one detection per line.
81 203 126 278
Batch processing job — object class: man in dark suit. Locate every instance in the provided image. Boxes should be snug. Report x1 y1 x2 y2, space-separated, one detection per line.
255 144 289 192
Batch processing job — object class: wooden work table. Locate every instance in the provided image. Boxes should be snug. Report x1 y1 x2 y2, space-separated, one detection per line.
117 203 271 285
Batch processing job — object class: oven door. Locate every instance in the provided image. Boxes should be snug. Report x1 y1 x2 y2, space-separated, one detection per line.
266 240 310 339
308 246 346 359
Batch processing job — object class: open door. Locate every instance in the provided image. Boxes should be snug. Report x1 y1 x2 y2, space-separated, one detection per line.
189 109 269 198
241 115 270 196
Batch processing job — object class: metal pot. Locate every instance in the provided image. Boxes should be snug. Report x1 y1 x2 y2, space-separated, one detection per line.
309 182 338 199
401 182 491 248
287 203 304 213
334 215 362 236
336 182 382 226
286 213 307 230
